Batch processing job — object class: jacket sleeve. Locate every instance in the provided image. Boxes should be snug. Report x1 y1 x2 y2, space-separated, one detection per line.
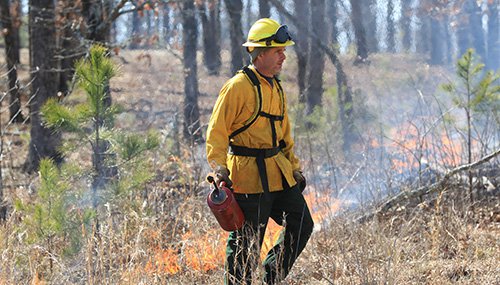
206 81 241 170
281 93 301 171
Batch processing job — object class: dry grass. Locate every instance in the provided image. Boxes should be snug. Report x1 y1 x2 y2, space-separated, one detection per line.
0 49 498 284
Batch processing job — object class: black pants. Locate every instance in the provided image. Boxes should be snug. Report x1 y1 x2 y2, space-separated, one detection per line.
224 184 314 285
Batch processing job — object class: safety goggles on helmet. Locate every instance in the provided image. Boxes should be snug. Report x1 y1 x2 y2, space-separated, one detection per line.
251 25 292 46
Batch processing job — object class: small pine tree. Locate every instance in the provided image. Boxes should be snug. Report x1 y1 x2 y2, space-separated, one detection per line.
17 44 160 280
41 45 159 210
42 45 159 226
15 159 92 272
441 48 500 205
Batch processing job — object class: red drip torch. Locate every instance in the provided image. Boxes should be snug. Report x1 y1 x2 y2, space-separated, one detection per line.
206 175 245 231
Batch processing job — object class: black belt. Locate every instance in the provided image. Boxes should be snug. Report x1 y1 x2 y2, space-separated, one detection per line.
229 141 285 195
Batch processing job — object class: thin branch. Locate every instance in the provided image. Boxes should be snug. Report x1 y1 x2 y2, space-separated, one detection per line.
357 147 500 222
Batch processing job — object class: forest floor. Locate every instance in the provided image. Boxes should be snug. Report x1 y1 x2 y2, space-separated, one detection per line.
0 48 499 284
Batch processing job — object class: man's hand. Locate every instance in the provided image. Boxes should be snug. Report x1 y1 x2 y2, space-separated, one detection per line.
215 166 233 188
293 170 306 192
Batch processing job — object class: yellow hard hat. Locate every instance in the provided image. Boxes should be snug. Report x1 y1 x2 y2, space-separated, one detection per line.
242 18 295 48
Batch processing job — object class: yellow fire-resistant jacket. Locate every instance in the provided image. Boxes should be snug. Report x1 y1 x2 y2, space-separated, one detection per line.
206 66 300 194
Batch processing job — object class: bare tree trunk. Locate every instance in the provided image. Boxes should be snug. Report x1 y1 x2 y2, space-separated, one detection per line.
305 0 325 115
327 0 339 44
259 0 270 18
0 0 24 123
224 0 244 74
350 0 369 64
162 3 170 43
209 0 222 73
181 0 202 142
430 14 445 65
269 0 357 153
361 0 378 53
198 0 222 75
146 9 152 39
444 14 453 64
466 0 486 62
11 0 20 63
416 4 431 56
386 0 396 53
130 9 142 49
82 0 111 43
293 0 309 103
456 8 470 57
244 0 251 31
487 0 499 71
23 0 62 172
58 0 84 97
401 0 412 51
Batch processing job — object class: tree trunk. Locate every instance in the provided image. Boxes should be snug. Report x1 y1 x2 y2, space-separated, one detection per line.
430 15 445 65
328 0 339 44
10 0 20 63
350 0 369 64
198 0 222 75
23 0 62 172
294 0 309 103
456 9 470 57
181 0 202 142
444 14 453 64
244 0 252 31
416 5 431 57
146 9 152 38
0 0 24 123
305 0 325 115
361 0 378 53
209 0 222 74
487 0 499 71
269 0 357 153
224 0 244 74
401 0 412 51
82 0 110 43
58 0 84 97
467 0 486 62
259 0 270 18
386 0 396 53
162 3 170 43
130 9 142 49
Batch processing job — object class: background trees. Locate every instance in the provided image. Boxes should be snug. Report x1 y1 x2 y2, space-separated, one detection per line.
0 0 23 123
23 0 61 172
224 0 244 74
5 0 496 172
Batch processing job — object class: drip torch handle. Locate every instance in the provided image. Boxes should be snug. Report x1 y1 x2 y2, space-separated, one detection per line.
206 175 219 191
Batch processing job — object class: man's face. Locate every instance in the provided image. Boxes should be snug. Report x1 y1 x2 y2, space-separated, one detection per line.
257 47 287 77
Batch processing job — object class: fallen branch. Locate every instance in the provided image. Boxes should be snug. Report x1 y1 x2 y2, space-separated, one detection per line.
357 147 500 223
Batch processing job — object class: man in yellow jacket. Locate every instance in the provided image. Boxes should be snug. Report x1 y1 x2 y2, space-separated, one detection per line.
206 18 314 285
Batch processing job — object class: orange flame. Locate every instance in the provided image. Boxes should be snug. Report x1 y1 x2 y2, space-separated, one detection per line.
388 124 464 173
182 230 226 272
144 190 341 275
145 248 180 275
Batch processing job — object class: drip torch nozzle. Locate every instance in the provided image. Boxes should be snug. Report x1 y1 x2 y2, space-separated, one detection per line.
206 175 219 191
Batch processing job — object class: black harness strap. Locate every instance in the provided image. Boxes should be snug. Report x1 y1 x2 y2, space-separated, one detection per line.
259 112 284 147
229 66 262 140
228 66 286 195
229 141 285 197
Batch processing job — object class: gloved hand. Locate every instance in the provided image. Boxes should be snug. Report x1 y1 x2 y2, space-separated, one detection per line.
293 170 306 192
215 166 233 188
